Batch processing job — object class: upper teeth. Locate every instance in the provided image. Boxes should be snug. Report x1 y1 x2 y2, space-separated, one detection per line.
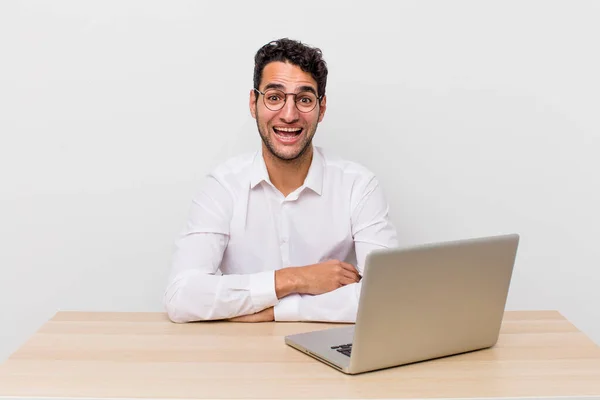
275 127 301 132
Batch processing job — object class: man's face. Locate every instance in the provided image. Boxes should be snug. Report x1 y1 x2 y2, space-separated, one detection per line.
250 61 326 161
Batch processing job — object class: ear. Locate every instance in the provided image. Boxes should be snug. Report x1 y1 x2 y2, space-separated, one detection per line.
249 89 257 119
317 95 327 123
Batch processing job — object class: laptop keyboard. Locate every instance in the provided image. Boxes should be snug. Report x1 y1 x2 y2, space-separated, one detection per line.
331 343 352 357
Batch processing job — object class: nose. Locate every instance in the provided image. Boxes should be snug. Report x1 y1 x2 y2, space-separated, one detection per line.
278 94 300 123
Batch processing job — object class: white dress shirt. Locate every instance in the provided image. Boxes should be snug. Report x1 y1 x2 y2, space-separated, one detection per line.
164 146 398 323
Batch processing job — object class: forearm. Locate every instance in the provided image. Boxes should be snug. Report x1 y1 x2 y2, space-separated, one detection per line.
274 267 304 298
164 270 278 323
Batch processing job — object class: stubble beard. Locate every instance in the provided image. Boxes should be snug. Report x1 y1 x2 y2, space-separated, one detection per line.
256 114 318 164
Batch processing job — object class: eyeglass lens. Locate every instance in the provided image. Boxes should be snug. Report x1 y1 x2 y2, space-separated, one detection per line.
262 89 318 112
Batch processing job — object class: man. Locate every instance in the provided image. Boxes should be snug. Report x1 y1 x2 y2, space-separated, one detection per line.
164 38 397 323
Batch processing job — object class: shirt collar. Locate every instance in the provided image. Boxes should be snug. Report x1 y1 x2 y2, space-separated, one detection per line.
250 151 270 189
249 147 324 196
302 147 324 196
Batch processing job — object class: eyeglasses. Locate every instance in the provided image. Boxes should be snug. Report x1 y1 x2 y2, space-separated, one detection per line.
254 88 322 113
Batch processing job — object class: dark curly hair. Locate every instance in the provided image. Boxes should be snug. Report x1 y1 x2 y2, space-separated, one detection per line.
253 38 328 99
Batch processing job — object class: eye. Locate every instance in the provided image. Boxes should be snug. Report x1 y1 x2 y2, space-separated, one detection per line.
297 95 314 104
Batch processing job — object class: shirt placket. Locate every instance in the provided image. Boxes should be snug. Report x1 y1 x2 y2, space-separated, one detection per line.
279 200 290 267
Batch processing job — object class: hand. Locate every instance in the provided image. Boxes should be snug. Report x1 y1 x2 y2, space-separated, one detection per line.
227 307 274 322
295 260 361 296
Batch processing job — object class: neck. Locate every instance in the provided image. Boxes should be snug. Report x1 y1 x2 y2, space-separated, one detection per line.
263 145 314 197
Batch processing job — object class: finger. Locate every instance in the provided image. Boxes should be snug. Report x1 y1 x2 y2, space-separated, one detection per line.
339 262 359 272
339 276 359 286
341 269 360 282
338 264 359 277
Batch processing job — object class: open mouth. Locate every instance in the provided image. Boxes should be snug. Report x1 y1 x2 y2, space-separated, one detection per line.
273 126 303 140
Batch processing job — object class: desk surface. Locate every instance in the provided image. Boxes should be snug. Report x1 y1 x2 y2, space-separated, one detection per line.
1 310 600 400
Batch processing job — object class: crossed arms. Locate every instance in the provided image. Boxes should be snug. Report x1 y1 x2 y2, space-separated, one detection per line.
164 175 397 323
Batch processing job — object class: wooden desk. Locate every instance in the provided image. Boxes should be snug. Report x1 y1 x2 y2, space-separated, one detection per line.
1 311 599 400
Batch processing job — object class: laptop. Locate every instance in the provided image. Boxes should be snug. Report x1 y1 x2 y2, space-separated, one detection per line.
284 233 520 374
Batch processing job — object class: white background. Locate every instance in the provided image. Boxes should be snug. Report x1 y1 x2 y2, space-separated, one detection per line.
1 0 599 361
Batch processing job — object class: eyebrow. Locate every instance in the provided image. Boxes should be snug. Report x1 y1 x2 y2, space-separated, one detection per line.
263 83 318 96
263 83 286 91
297 85 318 96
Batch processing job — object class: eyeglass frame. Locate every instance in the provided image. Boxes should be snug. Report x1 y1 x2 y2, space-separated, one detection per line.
253 88 324 113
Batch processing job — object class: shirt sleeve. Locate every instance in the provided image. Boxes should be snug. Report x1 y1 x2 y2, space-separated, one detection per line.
274 175 398 322
164 175 278 323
